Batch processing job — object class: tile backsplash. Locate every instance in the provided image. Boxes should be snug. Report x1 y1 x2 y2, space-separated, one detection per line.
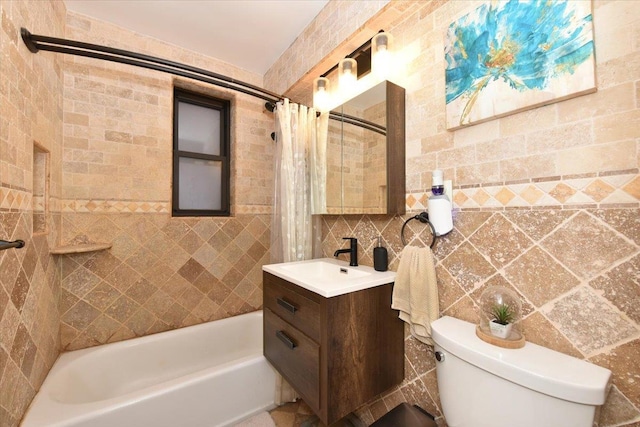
321 205 640 426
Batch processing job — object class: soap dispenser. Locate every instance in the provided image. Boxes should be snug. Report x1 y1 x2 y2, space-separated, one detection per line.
373 236 388 272
428 169 453 236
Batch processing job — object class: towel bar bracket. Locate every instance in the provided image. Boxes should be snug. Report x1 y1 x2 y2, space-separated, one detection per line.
400 213 436 248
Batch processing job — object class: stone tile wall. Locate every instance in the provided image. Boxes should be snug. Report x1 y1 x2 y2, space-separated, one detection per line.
57 13 276 350
268 0 640 426
63 12 274 207
3 3 276 424
321 205 639 427
0 0 65 424
58 213 270 350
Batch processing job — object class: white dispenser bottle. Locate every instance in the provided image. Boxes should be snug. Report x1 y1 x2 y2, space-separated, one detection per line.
428 170 453 236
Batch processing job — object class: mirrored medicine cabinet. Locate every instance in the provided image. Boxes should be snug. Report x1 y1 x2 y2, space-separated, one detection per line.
321 80 405 215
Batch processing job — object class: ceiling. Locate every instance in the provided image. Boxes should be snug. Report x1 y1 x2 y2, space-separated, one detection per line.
64 0 329 75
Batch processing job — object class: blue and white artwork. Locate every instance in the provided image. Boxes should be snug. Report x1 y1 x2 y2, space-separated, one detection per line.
445 0 596 130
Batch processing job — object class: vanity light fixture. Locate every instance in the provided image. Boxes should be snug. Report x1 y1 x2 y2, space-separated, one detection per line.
313 77 331 112
313 30 392 108
371 31 394 78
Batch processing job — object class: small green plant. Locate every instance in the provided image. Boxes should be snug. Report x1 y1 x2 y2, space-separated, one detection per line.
490 303 515 325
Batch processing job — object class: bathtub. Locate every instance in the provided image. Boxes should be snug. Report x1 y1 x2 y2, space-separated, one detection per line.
21 310 276 427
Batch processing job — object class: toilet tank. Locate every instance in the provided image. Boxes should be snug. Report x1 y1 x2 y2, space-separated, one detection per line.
431 316 611 427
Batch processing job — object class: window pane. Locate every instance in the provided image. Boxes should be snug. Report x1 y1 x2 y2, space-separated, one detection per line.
178 102 221 155
178 157 222 210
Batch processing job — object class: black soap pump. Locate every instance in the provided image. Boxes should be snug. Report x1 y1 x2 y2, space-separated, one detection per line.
373 236 388 272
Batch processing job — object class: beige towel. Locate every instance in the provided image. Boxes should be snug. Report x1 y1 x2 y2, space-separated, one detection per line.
392 245 439 345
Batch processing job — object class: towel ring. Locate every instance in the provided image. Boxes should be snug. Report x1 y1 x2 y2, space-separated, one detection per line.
400 212 436 248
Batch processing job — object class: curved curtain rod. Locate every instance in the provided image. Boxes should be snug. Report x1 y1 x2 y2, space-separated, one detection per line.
20 28 282 103
21 28 387 138
265 102 386 136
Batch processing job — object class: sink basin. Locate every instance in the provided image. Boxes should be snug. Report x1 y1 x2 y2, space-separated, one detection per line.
263 258 396 297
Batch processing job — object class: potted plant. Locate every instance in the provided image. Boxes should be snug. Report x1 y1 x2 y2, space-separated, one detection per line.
488 302 515 339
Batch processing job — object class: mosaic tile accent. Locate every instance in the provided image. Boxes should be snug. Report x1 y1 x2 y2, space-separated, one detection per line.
60 199 170 214
0 188 32 212
406 170 640 211
56 199 269 217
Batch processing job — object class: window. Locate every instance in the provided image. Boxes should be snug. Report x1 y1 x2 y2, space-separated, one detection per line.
173 89 230 216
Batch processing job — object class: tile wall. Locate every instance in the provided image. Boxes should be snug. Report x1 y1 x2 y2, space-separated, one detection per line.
266 1 640 426
2 2 275 424
321 203 639 427
57 13 276 350
58 213 270 350
0 0 66 424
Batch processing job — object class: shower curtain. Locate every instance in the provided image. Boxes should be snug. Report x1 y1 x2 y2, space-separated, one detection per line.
271 99 328 264
270 99 328 404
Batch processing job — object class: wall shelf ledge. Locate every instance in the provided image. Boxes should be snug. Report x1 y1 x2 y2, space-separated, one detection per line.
50 243 112 255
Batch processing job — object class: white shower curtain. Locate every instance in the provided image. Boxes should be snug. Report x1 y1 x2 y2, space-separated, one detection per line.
271 99 328 264
270 99 328 404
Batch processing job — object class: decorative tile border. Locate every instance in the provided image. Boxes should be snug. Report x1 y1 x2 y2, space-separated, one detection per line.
235 205 272 215
0 187 32 211
6 171 639 214
61 199 170 213
58 200 272 215
407 171 640 211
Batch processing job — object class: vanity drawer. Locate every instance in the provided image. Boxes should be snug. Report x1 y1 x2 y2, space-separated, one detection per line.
263 273 320 342
264 309 320 410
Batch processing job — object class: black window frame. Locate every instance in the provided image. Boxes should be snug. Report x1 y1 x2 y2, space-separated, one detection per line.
172 88 231 217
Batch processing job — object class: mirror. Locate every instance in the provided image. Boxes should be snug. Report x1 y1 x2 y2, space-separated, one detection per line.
325 81 405 215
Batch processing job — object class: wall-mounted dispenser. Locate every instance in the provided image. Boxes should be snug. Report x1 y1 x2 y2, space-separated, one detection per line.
427 170 453 236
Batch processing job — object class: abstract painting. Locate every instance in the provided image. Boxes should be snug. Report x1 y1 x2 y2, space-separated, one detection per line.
445 0 596 130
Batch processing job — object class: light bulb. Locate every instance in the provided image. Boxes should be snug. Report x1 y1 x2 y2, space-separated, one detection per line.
372 32 394 78
313 77 331 112
338 58 357 92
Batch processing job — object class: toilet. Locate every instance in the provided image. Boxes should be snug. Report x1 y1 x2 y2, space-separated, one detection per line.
431 316 611 427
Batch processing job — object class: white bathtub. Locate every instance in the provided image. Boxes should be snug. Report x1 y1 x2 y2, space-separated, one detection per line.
21 310 276 427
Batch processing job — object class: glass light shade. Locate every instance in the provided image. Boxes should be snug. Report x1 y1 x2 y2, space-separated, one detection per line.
338 58 357 91
313 77 331 112
372 32 394 78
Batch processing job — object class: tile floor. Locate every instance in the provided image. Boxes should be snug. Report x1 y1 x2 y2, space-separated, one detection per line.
269 400 324 427
268 400 367 427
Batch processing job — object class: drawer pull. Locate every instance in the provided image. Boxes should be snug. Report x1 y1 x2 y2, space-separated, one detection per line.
276 330 297 349
277 297 298 314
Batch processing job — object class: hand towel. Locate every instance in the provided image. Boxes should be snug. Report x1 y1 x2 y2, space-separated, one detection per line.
392 245 439 345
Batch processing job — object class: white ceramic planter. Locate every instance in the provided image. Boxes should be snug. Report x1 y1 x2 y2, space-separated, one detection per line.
489 321 513 339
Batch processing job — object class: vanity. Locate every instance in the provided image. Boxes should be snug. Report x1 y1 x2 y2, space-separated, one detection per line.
262 259 404 425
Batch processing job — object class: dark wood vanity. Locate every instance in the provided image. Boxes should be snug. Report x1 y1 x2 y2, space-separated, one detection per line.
263 271 404 425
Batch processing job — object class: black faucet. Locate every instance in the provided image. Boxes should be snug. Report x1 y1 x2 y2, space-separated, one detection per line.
334 237 358 266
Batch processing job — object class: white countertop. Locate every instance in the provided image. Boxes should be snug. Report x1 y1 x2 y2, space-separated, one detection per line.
262 258 396 298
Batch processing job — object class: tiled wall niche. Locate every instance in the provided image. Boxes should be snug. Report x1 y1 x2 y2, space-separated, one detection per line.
32 143 49 234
